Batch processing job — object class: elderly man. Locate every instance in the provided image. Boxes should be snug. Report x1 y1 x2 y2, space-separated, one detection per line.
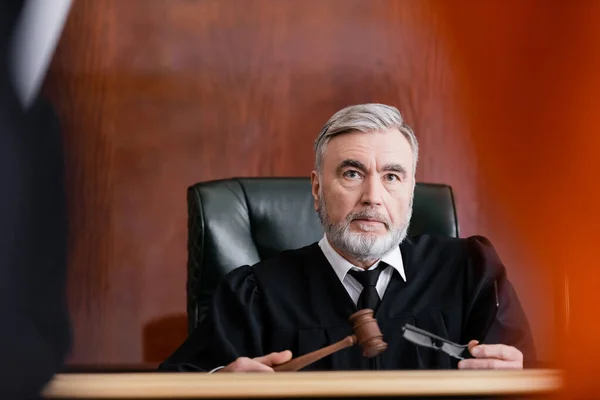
160 103 535 372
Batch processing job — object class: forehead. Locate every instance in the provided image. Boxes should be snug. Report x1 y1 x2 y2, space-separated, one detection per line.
323 129 414 169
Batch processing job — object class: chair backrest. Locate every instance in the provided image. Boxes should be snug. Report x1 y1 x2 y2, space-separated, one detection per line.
186 177 459 332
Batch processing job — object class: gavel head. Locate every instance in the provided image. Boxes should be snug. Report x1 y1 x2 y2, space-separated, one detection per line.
348 309 388 358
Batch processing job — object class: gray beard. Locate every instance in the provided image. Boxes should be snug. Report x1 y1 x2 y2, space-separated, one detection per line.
317 190 413 263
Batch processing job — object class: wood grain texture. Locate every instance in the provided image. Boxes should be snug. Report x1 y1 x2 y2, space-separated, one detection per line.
43 0 551 365
43 370 562 399
44 1 119 364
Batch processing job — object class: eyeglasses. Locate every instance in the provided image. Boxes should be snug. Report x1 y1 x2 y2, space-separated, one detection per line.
401 324 471 360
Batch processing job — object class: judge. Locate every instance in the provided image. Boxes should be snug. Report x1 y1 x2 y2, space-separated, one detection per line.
160 103 535 373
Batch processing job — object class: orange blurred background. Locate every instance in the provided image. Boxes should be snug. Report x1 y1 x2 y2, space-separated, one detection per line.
434 0 600 397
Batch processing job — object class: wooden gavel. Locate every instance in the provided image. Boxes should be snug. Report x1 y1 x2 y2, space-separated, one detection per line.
273 309 387 372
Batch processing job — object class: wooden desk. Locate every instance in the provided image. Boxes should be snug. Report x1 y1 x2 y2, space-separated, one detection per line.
42 370 562 399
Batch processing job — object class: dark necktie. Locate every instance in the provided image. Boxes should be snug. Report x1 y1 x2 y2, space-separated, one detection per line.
348 263 387 311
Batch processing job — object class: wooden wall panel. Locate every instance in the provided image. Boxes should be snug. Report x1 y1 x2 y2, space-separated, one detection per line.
44 0 549 365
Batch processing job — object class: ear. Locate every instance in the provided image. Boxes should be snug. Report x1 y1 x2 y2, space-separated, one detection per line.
310 170 320 211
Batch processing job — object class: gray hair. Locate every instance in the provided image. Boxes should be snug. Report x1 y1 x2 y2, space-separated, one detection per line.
314 103 419 174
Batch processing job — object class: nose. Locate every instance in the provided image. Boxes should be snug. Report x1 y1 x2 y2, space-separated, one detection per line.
360 176 384 207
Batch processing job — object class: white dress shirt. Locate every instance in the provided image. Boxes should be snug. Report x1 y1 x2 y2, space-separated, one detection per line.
318 235 406 305
10 0 73 108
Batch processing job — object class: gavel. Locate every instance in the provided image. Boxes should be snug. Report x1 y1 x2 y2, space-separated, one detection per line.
273 309 387 372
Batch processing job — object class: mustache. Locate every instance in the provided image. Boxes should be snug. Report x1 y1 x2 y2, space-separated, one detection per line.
346 209 391 228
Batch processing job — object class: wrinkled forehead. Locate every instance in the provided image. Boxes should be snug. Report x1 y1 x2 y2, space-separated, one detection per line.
322 129 415 173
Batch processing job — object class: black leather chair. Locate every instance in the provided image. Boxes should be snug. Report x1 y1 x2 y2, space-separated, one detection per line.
186 177 459 332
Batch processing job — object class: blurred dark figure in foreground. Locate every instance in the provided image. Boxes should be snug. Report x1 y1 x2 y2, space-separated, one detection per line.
0 0 71 398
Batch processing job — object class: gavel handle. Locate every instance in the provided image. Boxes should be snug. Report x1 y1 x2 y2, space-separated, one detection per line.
273 335 357 372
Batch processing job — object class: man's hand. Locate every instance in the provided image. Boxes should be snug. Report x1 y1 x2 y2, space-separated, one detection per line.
219 351 293 372
457 340 523 370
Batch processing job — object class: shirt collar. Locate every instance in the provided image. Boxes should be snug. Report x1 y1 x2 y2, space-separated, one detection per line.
318 234 406 282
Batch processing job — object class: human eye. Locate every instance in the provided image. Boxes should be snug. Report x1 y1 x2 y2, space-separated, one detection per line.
343 170 362 180
384 173 400 182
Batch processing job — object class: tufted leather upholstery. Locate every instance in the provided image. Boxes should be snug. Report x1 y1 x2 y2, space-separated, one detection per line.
186 177 459 332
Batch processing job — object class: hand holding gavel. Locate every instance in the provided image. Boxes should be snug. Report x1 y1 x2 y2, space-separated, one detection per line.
273 308 387 372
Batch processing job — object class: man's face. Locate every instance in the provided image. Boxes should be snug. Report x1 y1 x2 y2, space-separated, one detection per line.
311 128 415 262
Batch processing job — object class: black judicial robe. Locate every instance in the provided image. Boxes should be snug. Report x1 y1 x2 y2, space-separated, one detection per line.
160 235 535 372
